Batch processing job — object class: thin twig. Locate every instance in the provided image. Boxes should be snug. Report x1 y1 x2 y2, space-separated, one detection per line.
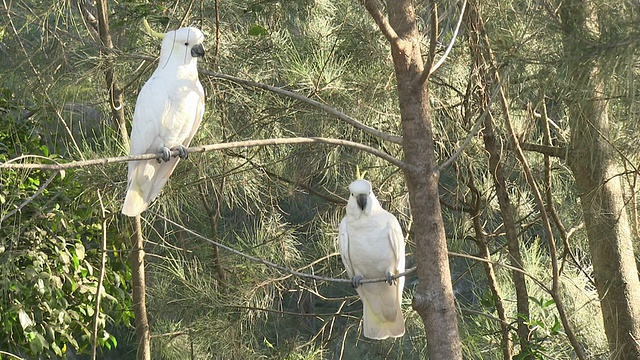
419 0 468 83
91 190 108 360
202 70 403 144
0 137 410 171
154 212 414 285
0 171 60 228
437 67 510 172
154 211 551 292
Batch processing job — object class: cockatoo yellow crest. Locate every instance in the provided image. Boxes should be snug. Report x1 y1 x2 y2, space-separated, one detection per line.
339 179 406 339
121 24 206 217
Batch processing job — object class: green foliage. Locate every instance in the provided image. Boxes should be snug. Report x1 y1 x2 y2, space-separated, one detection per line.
0 88 132 358
2 0 639 358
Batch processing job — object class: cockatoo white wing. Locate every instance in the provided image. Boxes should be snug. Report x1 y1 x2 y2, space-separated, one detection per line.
338 179 406 340
388 214 406 276
121 26 206 217
338 218 354 279
183 81 205 147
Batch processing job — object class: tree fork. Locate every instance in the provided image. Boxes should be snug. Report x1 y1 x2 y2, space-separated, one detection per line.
364 0 463 358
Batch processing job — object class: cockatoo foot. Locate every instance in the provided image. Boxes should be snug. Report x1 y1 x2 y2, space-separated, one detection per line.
351 275 363 288
385 272 396 286
158 146 172 163
172 145 188 160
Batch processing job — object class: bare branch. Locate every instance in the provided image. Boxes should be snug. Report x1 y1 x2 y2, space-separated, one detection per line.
362 0 399 44
0 137 410 171
520 142 567 159
202 70 403 144
91 190 108 360
437 67 510 172
154 212 416 285
419 0 467 83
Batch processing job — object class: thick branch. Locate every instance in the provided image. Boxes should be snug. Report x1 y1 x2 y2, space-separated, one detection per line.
0 137 410 171
520 142 567 159
94 0 128 150
362 0 399 44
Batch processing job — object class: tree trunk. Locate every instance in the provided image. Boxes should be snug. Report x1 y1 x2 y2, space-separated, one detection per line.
94 0 128 150
466 3 530 354
131 216 151 360
364 1 462 358
468 174 513 360
561 1 640 358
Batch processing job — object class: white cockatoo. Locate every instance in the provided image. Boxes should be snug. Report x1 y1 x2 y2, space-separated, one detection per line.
121 24 205 217
339 179 406 340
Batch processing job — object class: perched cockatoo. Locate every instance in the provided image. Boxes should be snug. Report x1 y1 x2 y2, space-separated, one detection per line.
121 24 205 217
339 179 406 340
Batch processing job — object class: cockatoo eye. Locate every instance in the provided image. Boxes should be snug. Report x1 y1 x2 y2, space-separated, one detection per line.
184 42 189 46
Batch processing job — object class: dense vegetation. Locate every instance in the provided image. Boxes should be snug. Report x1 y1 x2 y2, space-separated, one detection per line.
1 0 639 359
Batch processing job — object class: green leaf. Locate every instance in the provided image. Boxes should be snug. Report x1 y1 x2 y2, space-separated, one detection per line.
542 299 555 308
248 24 268 37
75 243 85 261
28 331 48 354
18 309 34 329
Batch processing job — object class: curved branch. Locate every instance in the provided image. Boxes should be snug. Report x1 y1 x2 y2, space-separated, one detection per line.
437 67 510 172
155 212 551 292
0 137 409 171
420 0 467 83
363 0 399 44
200 70 403 144
117 50 403 144
155 212 415 285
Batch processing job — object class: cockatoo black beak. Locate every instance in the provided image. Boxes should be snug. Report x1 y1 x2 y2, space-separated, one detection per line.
356 194 368 211
191 44 205 58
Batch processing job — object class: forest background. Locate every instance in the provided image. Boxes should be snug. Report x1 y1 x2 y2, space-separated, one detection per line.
1 0 640 359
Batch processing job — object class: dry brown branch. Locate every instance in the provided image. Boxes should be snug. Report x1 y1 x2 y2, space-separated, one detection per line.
438 66 510 172
202 70 403 144
485 34 588 360
362 0 399 43
91 190 108 360
0 137 410 171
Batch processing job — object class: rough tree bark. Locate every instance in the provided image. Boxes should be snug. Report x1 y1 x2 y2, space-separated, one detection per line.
131 216 151 360
363 1 462 358
93 0 128 150
560 2 640 358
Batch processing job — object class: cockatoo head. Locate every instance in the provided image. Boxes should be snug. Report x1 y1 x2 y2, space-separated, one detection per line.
159 27 206 65
347 179 379 215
